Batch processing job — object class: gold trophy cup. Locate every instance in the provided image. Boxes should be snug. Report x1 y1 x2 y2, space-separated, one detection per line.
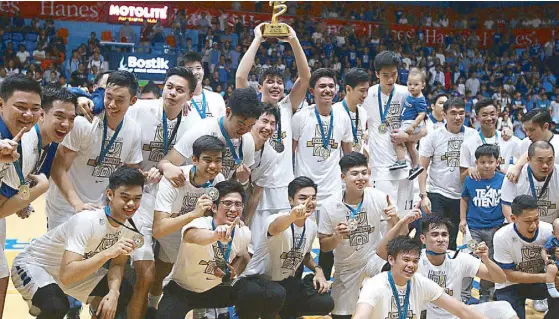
263 1 290 37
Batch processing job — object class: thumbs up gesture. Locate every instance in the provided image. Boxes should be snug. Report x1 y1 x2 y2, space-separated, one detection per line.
383 195 398 221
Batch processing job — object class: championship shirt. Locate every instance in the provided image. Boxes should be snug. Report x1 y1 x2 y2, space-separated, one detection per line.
362 84 410 181
242 213 317 282
318 187 388 268
292 105 353 200
168 216 251 293
418 250 480 319
154 165 225 264
12 208 135 302
332 101 368 153
184 89 226 122
493 222 553 289
45 114 143 228
357 272 444 319
173 117 255 180
419 125 477 199
501 164 559 223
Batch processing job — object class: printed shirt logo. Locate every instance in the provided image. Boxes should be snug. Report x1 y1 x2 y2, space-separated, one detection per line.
84 230 122 259
518 245 545 274
533 185 557 217
280 235 306 275
345 210 374 250
427 269 453 296
306 123 339 160
199 241 229 278
387 294 414 319
269 130 287 149
385 101 402 131
472 186 501 208
87 138 124 178
440 137 464 171
179 192 201 216
142 122 178 162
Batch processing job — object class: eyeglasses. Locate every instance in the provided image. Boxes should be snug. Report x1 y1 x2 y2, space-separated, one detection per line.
220 201 244 209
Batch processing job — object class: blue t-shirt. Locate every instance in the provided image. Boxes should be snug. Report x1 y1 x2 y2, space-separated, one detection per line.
401 95 427 121
461 172 505 229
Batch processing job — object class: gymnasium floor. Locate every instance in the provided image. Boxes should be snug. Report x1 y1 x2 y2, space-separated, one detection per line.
4 196 545 319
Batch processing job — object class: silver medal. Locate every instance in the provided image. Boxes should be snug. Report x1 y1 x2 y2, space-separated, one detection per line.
206 187 220 201
348 219 358 231
467 239 478 251
133 234 145 249
274 142 285 153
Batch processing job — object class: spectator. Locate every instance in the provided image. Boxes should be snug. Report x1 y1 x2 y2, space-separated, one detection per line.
70 62 88 87
15 44 30 68
32 43 46 65
65 50 81 79
58 74 71 88
43 63 60 83
465 72 481 96
150 20 165 44
119 20 136 43
5 59 19 76
139 20 153 44
88 51 103 73
88 32 100 47
140 81 161 99
11 10 25 32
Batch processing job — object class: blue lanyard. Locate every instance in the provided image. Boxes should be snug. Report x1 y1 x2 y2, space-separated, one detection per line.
191 92 207 119
343 192 364 220
98 115 123 165
32 124 51 175
387 271 411 319
212 218 236 275
190 166 212 188
478 129 498 145
162 109 182 155
218 117 243 165
314 107 334 149
342 99 359 144
290 223 306 250
377 85 394 124
527 166 552 199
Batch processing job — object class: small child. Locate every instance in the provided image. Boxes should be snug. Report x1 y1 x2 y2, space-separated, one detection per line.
390 67 426 180
459 144 505 302
541 218 559 298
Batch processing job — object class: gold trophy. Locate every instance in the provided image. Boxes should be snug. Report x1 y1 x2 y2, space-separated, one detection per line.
263 1 290 37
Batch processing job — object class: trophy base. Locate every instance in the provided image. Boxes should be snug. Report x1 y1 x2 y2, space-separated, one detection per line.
263 23 290 37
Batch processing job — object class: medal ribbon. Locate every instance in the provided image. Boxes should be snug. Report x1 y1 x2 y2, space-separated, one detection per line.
32 124 50 175
104 206 142 236
527 166 553 199
342 99 359 144
189 166 213 188
343 192 364 220
377 85 394 125
291 223 306 250
98 115 123 165
162 109 182 155
212 218 236 276
275 107 283 148
478 129 499 145
387 271 411 319
314 107 334 149
219 117 243 165
191 92 207 119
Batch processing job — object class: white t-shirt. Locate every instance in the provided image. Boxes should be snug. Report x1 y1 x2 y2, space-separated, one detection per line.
519 135 559 165
46 115 143 222
1 125 41 193
419 126 477 199
168 216 251 293
493 222 553 289
332 102 368 153
173 117 255 180
184 89 226 122
425 116 446 134
154 165 225 259
242 213 317 281
127 99 192 171
459 131 520 172
292 105 353 200
13 209 134 302
501 164 559 223
318 187 387 269
16 51 30 64
362 84 410 181
357 272 445 319
418 251 481 319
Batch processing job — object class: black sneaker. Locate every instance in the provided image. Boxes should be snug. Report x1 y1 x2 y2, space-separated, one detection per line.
145 307 157 319
408 166 424 180
389 160 408 171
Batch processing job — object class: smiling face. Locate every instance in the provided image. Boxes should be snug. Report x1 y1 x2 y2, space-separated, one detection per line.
212 192 244 225
388 251 420 281
184 61 204 87
346 82 369 105
252 112 277 142
192 150 223 182
42 100 76 143
106 184 143 220
477 104 498 131
342 165 369 193
310 77 336 106
0 90 42 135
288 186 317 214
104 84 137 120
260 75 285 104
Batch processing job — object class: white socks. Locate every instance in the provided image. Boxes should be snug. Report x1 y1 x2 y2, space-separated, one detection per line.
547 282 559 298
147 293 162 309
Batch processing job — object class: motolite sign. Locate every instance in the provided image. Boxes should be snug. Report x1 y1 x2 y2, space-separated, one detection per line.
108 3 168 25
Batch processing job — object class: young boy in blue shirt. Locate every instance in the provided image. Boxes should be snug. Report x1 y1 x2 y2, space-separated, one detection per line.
459 144 505 302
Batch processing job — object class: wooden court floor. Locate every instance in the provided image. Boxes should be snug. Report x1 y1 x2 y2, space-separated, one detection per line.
4 196 545 319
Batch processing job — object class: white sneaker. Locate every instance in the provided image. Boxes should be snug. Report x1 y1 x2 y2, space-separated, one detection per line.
533 299 549 312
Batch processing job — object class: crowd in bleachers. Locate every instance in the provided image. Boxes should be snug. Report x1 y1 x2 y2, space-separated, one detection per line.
1 3 558 138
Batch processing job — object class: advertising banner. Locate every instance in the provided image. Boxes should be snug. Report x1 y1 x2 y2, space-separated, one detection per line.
108 52 176 82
